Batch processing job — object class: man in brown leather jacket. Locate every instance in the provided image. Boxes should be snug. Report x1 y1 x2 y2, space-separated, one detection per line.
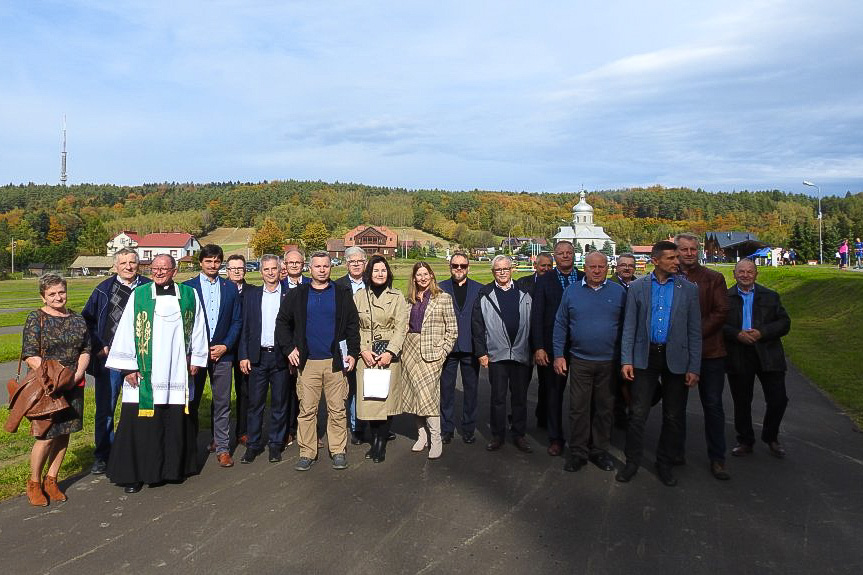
676 233 731 480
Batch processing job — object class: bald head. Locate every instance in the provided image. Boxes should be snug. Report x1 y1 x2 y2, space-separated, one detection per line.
733 258 757 290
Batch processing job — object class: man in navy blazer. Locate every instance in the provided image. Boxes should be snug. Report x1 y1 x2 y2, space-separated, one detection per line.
280 248 311 445
185 244 243 467
238 255 289 464
529 241 584 455
439 251 483 444
617 241 701 487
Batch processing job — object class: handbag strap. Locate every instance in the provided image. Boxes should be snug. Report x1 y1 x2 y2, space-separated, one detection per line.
365 288 377 345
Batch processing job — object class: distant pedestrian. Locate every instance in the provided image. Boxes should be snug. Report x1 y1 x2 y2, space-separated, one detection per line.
839 239 848 269
725 259 791 459
855 238 863 269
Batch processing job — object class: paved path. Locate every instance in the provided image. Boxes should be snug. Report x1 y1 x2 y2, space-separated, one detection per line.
0 325 23 336
0 363 861 574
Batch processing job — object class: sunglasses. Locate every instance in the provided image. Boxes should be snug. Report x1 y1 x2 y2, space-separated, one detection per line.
450 264 468 269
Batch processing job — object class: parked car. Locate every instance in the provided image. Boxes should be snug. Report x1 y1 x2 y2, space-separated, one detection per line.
245 261 260 272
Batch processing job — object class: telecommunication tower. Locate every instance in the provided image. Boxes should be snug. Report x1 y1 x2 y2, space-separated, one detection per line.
60 115 67 186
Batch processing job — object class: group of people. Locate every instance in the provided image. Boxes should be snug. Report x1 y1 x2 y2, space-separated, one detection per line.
837 238 862 269
16 234 792 505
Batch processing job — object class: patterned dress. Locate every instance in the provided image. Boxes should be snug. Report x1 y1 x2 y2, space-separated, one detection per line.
21 309 91 439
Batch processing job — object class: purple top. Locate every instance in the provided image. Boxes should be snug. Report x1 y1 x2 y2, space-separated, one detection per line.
409 291 431 333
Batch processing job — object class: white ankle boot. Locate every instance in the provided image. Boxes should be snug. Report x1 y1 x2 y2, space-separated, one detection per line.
427 416 443 459
412 417 428 452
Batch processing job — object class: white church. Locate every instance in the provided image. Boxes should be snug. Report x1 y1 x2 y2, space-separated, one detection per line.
553 190 616 255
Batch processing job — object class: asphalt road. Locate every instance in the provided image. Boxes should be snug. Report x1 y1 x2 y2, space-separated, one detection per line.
0 362 861 574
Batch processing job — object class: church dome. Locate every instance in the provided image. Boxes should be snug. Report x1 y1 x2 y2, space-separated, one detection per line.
573 190 593 213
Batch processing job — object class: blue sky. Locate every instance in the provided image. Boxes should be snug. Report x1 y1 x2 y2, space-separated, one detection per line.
1 1 861 197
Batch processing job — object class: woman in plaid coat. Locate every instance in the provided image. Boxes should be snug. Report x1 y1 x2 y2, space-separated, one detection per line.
401 262 458 459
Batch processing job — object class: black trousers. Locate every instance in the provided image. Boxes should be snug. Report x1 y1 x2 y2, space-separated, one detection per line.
246 349 288 450
568 358 615 459
538 363 569 443
625 348 690 467
728 347 788 445
286 369 299 435
488 361 531 439
233 358 249 438
440 352 480 435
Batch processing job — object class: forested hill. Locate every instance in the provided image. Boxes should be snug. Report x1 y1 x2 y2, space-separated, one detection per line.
1 181 861 269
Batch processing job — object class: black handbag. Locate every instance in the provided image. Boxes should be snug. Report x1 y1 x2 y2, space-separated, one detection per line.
366 289 392 358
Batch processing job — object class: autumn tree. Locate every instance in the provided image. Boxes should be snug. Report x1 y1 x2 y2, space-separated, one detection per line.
77 218 110 255
300 220 329 252
250 218 286 257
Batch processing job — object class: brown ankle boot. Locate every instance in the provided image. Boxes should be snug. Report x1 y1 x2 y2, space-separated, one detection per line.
43 475 67 502
27 480 48 507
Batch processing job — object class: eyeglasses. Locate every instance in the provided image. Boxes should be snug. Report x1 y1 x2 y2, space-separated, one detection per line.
347 260 366 265
450 264 468 269
492 267 512 274
226 267 245 272
151 267 175 273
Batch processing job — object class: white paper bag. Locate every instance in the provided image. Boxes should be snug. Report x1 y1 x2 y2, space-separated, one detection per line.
363 368 391 400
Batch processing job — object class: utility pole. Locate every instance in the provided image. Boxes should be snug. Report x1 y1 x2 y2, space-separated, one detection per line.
11 238 14 274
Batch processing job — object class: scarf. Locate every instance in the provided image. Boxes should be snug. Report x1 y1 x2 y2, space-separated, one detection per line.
132 282 197 416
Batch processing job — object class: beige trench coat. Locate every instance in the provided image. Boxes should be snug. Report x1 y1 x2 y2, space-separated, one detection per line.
354 287 409 420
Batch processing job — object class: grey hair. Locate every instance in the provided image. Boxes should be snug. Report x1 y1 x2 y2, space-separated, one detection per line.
344 246 366 259
616 252 636 263
153 253 177 269
38 273 66 296
554 240 574 252
584 251 607 264
113 247 139 262
284 248 305 260
260 254 280 266
674 233 700 245
309 250 331 263
491 254 513 269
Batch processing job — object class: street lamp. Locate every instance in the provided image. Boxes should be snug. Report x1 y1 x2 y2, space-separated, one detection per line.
802 181 823 265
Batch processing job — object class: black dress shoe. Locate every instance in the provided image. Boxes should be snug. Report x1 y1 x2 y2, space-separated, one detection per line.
486 438 503 451
767 441 786 458
441 432 453 445
351 432 363 445
240 447 262 464
364 437 379 460
589 453 616 471
731 443 753 456
268 446 282 463
513 436 533 453
655 463 678 487
462 432 476 444
90 460 107 475
564 457 587 472
124 482 143 494
615 462 638 483
387 431 397 441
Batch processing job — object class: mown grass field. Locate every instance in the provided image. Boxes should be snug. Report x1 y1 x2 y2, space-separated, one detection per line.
0 261 860 501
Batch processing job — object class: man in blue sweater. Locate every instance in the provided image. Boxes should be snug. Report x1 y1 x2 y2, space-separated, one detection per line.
553 251 626 472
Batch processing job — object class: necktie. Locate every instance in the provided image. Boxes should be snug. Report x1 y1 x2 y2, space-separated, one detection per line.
562 273 570 288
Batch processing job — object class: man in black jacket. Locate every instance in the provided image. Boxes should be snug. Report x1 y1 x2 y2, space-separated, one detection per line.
529 241 583 455
724 259 791 458
275 251 360 471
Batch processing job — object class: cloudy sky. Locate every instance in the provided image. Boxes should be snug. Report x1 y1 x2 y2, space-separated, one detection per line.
1 1 861 197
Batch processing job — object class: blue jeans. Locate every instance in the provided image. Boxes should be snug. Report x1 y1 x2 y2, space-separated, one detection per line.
93 363 124 462
698 357 727 463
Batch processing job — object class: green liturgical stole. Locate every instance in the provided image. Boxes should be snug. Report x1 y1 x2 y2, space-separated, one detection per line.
132 282 197 416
